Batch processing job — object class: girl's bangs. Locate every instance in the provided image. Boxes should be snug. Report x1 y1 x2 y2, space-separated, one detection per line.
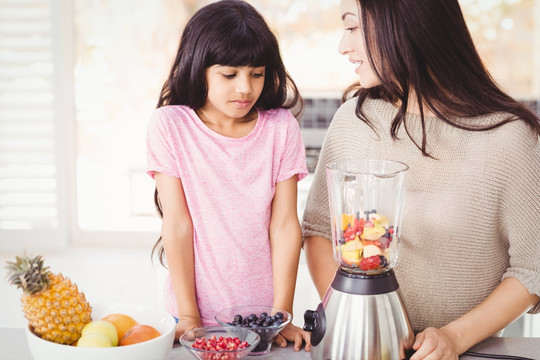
210 34 273 67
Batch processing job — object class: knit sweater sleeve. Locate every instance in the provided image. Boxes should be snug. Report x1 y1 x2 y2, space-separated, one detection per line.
497 123 540 313
301 122 335 242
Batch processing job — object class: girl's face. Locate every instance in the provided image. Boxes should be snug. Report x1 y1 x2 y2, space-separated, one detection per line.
202 65 265 122
338 0 380 88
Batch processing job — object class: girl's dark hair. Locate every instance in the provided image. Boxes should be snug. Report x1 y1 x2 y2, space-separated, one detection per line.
157 0 301 113
344 0 540 156
152 0 302 265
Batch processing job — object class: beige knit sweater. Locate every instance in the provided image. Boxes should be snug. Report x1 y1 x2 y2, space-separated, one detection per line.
302 97 540 333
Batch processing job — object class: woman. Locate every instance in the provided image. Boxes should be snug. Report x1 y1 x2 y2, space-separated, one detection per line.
302 0 540 359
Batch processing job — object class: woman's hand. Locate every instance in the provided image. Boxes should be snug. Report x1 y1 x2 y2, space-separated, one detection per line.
410 327 458 360
174 315 202 341
273 323 312 352
410 278 539 359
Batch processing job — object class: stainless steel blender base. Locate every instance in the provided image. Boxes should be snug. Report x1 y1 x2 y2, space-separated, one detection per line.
305 270 414 360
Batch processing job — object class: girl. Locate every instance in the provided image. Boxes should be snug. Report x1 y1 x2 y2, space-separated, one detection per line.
303 0 540 359
146 0 311 352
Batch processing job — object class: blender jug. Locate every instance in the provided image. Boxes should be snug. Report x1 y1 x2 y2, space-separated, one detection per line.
304 159 413 360
327 158 407 275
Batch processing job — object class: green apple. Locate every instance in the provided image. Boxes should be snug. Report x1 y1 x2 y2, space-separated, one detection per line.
77 332 113 347
81 320 118 346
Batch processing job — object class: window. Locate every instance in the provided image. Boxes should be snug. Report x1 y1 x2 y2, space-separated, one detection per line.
0 0 72 249
460 0 540 99
72 0 178 244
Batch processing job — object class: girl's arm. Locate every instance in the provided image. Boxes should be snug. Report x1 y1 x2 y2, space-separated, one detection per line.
303 235 338 299
269 175 311 351
154 172 201 340
411 277 539 360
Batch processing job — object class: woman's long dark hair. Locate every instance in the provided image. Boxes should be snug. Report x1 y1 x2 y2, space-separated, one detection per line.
152 0 302 265
344 0 540 156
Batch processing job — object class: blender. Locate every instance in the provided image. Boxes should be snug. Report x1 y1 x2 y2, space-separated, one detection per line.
304 159 413 360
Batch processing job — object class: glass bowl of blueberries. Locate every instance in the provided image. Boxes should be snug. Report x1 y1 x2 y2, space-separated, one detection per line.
215 305 292 356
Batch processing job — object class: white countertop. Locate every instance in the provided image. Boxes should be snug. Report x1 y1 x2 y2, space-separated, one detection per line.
3 327 540 360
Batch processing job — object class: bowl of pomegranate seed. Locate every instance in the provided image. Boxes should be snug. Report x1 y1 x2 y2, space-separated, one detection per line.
179 326 260 360
215 305 292 356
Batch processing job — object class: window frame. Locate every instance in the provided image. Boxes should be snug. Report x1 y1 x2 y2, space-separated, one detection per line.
0 0 70 251
0 0 159 251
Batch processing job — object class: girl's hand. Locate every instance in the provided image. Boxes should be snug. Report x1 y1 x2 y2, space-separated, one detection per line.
273 323 312 352
174 315 202 341
410 327 459 360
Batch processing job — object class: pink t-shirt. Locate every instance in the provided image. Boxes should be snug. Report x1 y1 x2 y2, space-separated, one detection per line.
146 105 307 325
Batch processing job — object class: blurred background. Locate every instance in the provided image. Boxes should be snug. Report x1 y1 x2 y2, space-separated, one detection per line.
1 0 539 335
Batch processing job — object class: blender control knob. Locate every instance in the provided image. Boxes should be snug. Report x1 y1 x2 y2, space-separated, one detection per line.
303 310 317 332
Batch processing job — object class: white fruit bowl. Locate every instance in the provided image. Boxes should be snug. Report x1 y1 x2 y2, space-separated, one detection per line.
25 303 176 360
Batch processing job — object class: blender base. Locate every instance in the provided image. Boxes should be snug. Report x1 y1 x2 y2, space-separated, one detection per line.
305 269 414 360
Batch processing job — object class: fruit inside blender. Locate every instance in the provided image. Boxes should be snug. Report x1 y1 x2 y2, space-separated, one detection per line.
337 209 395 274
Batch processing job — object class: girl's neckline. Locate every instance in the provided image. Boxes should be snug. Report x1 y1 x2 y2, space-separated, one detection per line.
189 107 262 141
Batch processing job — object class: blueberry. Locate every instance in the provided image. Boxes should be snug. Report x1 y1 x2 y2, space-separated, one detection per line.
379 255 388 268
275 312 284 320
233 314 243 323
248 314 257 322
260 312 268 319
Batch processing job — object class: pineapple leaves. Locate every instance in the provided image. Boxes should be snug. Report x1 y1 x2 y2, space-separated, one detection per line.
5 255 51 295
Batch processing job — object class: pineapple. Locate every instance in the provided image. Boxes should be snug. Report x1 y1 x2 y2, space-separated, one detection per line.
5 254 92 345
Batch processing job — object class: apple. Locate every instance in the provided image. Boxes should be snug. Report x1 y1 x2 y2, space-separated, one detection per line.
77 332 113 347
362 244 382 258
341 238 363 252
81 320 119 346
361 225 386 240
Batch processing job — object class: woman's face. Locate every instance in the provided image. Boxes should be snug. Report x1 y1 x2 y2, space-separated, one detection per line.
338 0 380 88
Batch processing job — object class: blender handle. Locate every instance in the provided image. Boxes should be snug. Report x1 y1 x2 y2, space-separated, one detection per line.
303 303 326 346
303 310 317 332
